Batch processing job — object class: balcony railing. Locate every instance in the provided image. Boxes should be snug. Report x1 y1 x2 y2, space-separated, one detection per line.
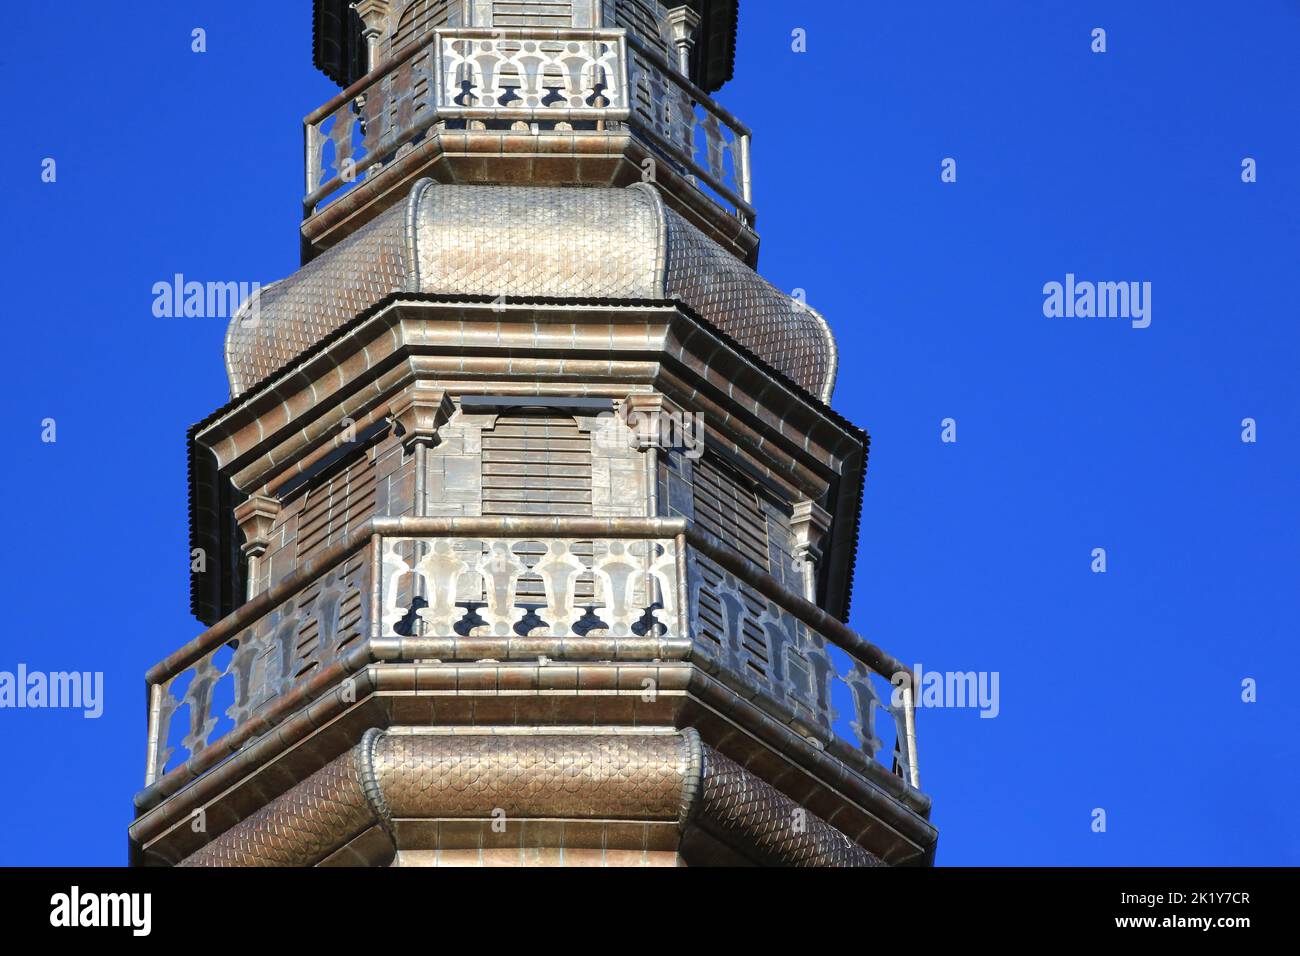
303 28 754 225
143 518 918 803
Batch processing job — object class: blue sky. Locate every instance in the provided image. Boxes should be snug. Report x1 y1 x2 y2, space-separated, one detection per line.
1 1 1297 865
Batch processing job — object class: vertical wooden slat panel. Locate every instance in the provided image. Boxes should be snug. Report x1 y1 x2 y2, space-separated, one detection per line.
691 452 769 570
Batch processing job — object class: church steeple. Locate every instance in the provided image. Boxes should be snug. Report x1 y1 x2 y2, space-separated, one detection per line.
131 0 936 868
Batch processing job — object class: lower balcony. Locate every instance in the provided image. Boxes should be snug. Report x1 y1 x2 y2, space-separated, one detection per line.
138 516 930 862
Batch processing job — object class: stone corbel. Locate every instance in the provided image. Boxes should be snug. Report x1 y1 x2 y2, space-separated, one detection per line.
623 393 687 519
623 392 686 453
388 386 454 452
351 1 392 73
666 5 703 77
234 494 280 560
234 494 281 600
791 499 832 602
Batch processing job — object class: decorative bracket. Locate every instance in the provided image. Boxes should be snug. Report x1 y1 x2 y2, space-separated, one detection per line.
666 5 703 77
350 1 392 73
234 494 281 559
623 393 689 452
388 385 455 452
791 499 832 601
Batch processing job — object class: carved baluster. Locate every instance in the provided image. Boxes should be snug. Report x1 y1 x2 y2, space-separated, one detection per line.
226 628 262 729
470 39 506 107
414 539 471 635
441 37 468 107
714 571 749 675
557 42 594 108
841 661 886 760
359 87 384 165
180 657 221 761
534 539 586 636
268 615 298 704
701 110 729 186
594 540 642 637
674 83 696 158
380 539 413 636
478 540 525 636
757 608 796 690
327 102 356 184
312 576 344 665
647 539 679 636
804 633 838 731
512 40 546 108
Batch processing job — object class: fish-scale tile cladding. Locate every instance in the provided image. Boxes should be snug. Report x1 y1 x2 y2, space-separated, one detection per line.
224 180 837 402
224 200 410 395
412 183 663 300
662 204 837 403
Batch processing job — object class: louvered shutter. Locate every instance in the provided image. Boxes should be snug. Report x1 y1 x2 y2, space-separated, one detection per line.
691 451 770 570
481 414 595 602
491 1 576 29
691 451 774 681
482 415 593 517
295 447 378 565
390 0 456 55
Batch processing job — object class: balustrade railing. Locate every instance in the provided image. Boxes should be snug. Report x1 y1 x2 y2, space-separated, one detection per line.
145 541 374 786
303 28 753 223
144 518 916 795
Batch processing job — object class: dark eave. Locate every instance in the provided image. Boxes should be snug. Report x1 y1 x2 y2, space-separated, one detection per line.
312 0 365 88
312 1 738 92
690 0 740 93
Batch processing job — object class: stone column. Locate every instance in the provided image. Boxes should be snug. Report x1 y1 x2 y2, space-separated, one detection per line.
624 393 694 518
388 385 455 518
791 499 831 603
666 5 702 77
351 0 392 72
234 494 280 600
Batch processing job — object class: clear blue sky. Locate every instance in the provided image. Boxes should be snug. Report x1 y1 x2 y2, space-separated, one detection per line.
1 1 1296 865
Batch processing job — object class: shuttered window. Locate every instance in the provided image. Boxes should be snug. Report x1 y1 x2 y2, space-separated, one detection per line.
692 451 770 570
390 0 455 54
615 0 669 53
492 1 575 28
481 414 595 603
291 556 367 681
691 451 775 681
294 447 378 565
482 415 593 516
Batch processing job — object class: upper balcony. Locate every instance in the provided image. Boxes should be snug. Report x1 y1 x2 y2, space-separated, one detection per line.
301 27 757 262
136 516 930 864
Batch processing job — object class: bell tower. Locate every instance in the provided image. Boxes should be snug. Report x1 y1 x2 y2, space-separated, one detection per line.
131 0 938 867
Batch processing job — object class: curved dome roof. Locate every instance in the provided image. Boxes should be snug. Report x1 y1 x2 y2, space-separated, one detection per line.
225 181 837 402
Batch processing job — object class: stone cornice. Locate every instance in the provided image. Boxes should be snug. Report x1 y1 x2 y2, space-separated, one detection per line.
196 299 862 501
